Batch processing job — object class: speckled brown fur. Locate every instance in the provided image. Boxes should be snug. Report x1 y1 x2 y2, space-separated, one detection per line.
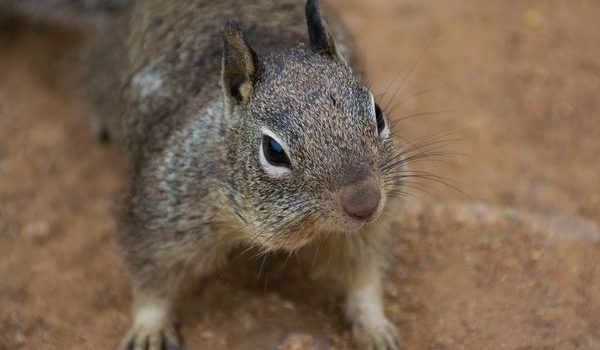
2 1 405 349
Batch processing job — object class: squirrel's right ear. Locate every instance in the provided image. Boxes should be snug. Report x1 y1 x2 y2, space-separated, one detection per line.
222 21 261 104
305 0 338 58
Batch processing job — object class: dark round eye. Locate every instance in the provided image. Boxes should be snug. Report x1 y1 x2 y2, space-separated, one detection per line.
262 135 291 167
375 103 386 135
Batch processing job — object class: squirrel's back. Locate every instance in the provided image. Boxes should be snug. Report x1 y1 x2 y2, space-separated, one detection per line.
116 0 355 162
0 0 132 25
120 0 307 153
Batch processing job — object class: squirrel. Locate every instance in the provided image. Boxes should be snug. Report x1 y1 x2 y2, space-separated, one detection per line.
3 1 406 349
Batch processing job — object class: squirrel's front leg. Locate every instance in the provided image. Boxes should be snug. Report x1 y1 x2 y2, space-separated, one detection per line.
120 235 230 350
345 268 400 350
316 231 400 350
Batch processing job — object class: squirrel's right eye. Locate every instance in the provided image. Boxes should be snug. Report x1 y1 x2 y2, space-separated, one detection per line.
375 103 385 134
262 135 291 167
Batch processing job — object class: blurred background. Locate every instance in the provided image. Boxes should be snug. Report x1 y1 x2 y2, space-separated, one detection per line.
1 0 599 349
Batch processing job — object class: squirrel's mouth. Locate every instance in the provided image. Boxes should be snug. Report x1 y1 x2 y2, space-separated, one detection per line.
250 187 388 252
316 196 387 236
255 201 388 252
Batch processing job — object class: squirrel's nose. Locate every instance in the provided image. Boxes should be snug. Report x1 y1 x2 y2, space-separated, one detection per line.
340 179 381 221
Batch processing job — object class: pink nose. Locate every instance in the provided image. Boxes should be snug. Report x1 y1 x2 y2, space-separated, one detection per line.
340 180 381 221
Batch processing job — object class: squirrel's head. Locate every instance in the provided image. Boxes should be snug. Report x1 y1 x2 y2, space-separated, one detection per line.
221 0 402 250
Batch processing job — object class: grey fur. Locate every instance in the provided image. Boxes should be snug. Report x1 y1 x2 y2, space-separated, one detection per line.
9 1 407 349
0 0 132 25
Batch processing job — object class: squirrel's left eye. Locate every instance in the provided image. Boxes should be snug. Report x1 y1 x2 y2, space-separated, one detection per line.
374 103 387 136
262 135 291 167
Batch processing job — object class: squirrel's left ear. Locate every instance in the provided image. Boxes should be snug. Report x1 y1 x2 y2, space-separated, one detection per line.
305 0 338 58
222 20 261 104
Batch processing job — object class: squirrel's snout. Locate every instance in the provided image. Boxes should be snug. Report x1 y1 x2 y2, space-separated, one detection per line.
340 178 381 221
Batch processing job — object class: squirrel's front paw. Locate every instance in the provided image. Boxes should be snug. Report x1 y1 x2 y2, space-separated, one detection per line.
122 296 181 350
122 324 180 350
122 306 180 350
351 317 401 350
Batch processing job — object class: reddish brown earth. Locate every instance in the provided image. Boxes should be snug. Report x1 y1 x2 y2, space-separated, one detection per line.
1 1 600 349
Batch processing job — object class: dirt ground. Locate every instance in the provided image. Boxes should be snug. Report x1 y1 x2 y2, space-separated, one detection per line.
1 1 600 349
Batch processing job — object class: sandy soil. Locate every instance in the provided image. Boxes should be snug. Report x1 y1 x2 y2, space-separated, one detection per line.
1 1 600 349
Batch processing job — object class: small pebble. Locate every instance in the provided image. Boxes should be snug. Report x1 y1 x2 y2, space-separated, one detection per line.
524 9 542 28
22 220 51 242
14 332 26 344
200 330 214 340
282 301 295 310
279 334 320 350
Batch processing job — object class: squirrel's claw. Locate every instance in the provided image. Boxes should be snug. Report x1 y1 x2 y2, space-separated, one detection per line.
122 325 180 350
352 317 402 350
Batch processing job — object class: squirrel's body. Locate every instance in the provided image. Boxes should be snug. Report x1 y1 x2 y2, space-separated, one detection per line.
3 1 404 349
